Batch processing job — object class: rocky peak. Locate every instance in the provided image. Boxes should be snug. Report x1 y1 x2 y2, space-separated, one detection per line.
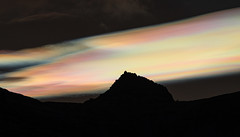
98 71 174 104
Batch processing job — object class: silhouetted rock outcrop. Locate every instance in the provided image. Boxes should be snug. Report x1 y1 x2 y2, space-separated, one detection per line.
95 71 174 105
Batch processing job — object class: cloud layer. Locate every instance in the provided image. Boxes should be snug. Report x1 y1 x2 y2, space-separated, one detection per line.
0 8 240 98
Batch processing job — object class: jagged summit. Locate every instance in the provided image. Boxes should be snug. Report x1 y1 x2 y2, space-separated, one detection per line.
118 71 148 81
98 71 174 103
110 71 157 90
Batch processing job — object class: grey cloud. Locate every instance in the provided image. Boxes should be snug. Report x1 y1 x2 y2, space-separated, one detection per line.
0 76 27 82
0 62 43 74
9 12 76 23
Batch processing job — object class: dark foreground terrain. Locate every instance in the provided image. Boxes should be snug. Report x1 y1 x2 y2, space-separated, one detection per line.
0 71 240 137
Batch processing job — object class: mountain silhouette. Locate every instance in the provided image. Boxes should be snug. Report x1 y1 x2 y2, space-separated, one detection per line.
92 71 174 105
0 87 40 104
1 71 240 137
0 87 72 137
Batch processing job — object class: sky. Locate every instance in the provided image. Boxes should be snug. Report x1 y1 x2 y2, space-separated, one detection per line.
1 0 239 50
0 8 240 100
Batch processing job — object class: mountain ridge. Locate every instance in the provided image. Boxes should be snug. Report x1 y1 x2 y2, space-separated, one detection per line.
1 72 240 137
97 71 174 104
0 87 40 104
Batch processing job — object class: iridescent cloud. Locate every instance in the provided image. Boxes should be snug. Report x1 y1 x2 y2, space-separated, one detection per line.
0 8 240 98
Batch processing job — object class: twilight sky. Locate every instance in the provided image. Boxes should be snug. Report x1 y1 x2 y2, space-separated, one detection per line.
0 8 240 100
1 0 239 50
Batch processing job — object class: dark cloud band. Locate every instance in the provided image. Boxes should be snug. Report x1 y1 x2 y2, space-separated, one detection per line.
0 77 27 82
0 62 43 74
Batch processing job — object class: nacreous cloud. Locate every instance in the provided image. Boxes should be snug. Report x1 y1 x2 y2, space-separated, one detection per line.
0 8 240 98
